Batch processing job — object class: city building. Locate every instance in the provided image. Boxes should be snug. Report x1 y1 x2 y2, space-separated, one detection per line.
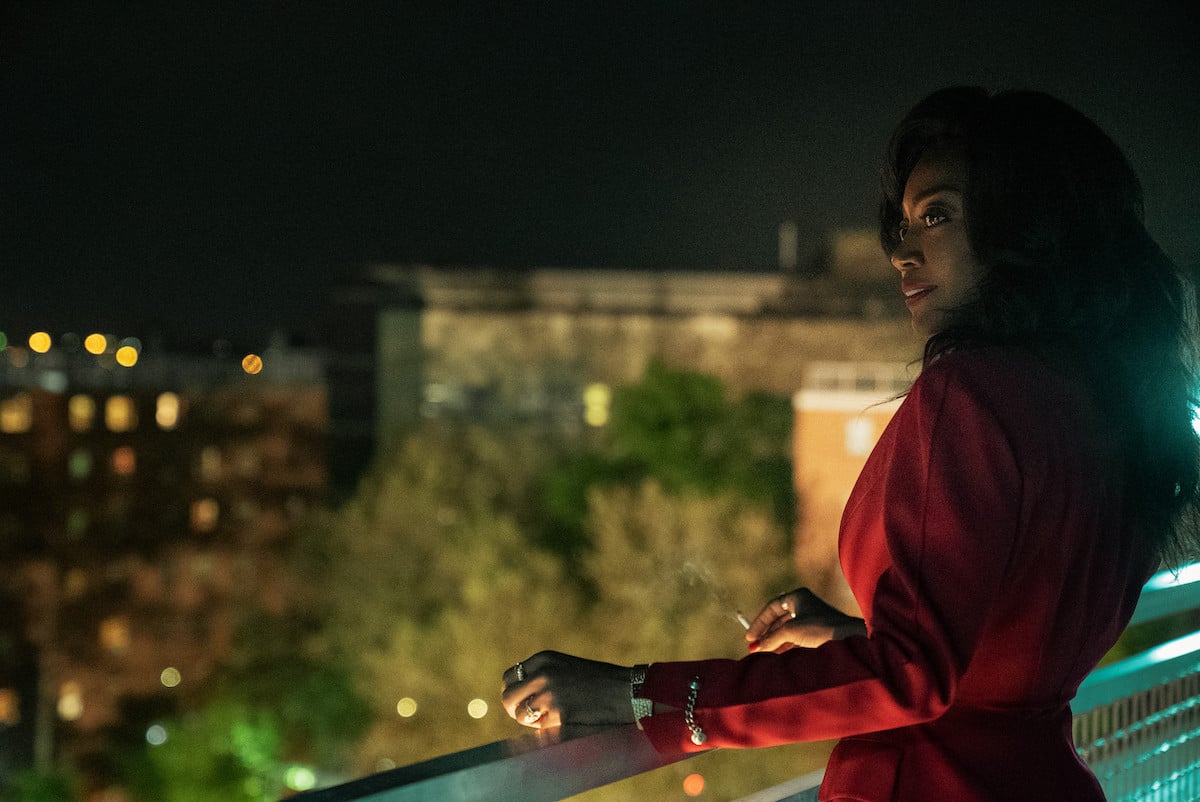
319 228 921 611
0 333 327 785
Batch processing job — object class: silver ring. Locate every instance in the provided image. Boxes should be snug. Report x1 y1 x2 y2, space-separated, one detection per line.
780 599 790 611
516 662 525 683
523 697 541 724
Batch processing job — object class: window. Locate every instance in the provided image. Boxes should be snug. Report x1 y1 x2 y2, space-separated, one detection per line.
57 681 83 721
156 393 181 430
68 449 93 481
190 498 219 532
198 446 222 482
99 616 131 656
583 383 611 427
0 687 18 726
111 446 136 476
105 396 138 432
68 395 96 432
844 418 876 457
66 509 88 540
0 393 32 433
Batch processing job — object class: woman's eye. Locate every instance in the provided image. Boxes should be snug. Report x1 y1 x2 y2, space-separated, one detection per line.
921 210 948 228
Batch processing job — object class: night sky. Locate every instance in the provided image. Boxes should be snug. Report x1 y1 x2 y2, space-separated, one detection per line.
3 2 1198 345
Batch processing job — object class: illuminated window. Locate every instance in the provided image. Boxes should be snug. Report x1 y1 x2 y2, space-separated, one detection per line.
234 446 260 478
105 396 138 432
0 393 33 433
156 393 181 429
191 498 219 532
0 687 18 725
583 383 611 427
66 509 88 539
57 681 83 721
111 446 136 476
68 449 93 480
844 418 876 456
99 616 131 656
68 395 96 432
234 499 260 521
198 446 222 482
64 569 88 598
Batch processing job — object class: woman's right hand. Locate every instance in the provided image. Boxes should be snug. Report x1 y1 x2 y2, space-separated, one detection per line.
745 588 866 653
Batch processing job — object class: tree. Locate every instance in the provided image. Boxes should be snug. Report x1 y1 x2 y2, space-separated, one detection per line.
298 422 588 770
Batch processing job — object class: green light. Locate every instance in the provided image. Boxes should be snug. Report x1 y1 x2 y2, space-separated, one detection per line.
0 331 7 349
286 766 317 791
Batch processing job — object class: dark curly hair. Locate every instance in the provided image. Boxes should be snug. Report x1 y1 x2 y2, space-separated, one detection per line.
879 86 1200 567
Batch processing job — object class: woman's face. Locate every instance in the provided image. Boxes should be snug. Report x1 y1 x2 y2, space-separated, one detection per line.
890 150 986 339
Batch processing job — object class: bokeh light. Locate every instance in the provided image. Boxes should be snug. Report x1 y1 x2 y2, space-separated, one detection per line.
242 353 263 374
396 697 418 717
285 766 317 792
467 698 488 719
683 773 705 796
145 724 168 746
160 667 181 688
84 333 107 354
28 332 51 353
115 346 139 367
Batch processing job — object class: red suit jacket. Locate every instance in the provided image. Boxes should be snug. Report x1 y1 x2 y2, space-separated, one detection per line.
640 348 1157 801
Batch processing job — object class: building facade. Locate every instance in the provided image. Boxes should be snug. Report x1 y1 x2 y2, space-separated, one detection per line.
0 335 327 787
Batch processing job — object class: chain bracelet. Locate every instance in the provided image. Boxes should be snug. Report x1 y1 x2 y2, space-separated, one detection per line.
630 664 653 728
684 675 706 745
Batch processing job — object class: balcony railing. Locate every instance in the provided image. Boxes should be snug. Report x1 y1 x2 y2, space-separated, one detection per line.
293 564 1200 802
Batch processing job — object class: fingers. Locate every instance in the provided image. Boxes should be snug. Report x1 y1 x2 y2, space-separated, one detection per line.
501 677 548 724
745 592 799 642
501 652 559 728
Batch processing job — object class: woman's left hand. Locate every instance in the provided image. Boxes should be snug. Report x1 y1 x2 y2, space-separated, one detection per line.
501 650 634 729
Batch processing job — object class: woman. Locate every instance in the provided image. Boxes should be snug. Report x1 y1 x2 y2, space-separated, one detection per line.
500 88 1200 801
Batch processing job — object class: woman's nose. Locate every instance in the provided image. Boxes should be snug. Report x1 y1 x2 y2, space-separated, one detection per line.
890 231 922 272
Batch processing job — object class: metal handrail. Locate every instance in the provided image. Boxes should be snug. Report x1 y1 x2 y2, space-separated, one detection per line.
293 563 1200 802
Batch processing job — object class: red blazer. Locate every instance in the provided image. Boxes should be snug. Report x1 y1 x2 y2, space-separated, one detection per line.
640 348 1157 801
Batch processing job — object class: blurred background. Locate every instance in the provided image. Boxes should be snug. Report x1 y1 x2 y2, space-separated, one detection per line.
1 2 1197 800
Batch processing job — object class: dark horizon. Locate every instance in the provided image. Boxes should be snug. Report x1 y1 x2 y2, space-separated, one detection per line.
3 3 1198 345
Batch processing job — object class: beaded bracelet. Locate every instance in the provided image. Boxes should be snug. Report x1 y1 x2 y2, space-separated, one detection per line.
684 675 706 745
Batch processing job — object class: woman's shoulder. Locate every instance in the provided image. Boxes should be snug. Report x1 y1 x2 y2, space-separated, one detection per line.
916 345 1073 395
910 344 1099 436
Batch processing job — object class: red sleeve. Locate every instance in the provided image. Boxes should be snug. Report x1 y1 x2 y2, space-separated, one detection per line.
639 356 1023 752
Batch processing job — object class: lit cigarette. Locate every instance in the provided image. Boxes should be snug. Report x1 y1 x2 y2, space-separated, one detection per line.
734 611 751 630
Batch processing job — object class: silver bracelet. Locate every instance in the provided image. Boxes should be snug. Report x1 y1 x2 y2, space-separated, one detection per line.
684 675 706 745
630 664 653 728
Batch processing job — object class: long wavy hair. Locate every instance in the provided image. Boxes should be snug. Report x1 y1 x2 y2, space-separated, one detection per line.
879 86 1200 566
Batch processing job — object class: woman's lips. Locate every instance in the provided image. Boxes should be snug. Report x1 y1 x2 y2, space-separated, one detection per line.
903 285 935 307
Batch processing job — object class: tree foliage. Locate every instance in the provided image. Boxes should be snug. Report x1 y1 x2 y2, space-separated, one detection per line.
293 363 817 798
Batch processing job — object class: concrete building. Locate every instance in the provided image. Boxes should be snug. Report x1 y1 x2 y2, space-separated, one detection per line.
321 228 921 609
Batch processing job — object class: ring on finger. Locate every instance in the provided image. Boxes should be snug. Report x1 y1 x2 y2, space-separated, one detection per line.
522 696 542 724
515 662 525 682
